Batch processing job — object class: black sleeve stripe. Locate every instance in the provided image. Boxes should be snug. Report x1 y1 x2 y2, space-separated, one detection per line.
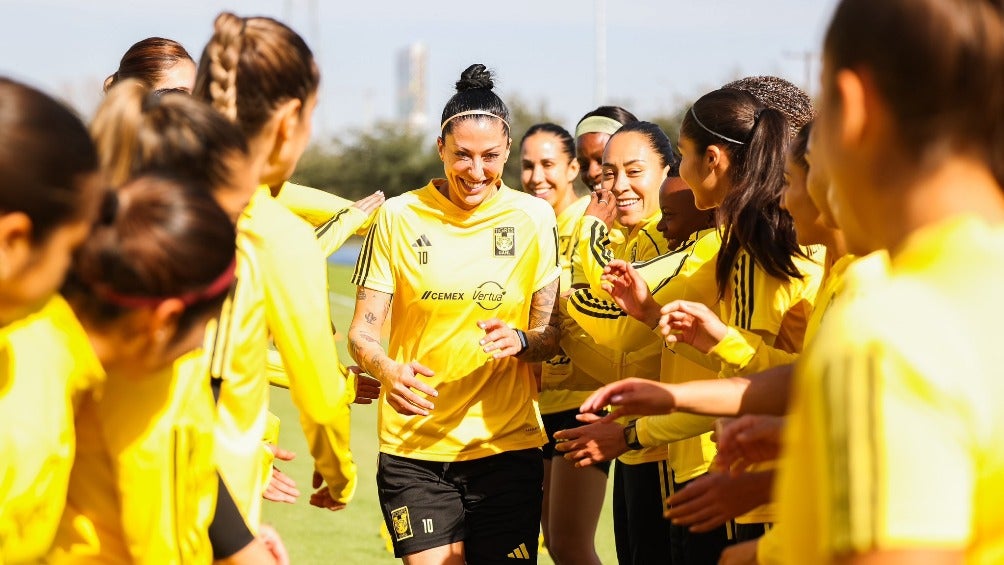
351 218 378 286
569 289 629 320
642 228 662 256
632 237 697 270
208 280 239 383
745 254 756 329
648 251 691 296
588 221 614 268
315 208 351 239
552 225 560 269
209 473 256 559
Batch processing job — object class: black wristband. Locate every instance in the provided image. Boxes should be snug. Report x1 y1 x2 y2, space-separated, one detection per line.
623 420 643 450
513 328 529 357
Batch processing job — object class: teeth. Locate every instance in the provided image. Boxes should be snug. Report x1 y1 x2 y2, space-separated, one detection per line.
534 188 551 195
618 198 640 206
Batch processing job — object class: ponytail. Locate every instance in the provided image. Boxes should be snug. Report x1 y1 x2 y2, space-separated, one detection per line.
92 79 248 192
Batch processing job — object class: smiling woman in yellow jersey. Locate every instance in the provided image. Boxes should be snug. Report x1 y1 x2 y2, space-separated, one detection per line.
349 64 560 565
0 78 103 563
191 11 362 527
519 122 605 565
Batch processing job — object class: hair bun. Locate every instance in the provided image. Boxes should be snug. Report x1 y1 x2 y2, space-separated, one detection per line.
455 64 493 92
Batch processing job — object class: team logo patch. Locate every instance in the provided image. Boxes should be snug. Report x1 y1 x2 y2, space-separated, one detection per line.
494 226 515 256
390 506 413 541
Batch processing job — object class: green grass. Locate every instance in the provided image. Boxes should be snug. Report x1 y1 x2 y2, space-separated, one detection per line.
263 264 617 564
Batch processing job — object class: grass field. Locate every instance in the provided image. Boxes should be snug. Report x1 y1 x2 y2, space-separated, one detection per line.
262 263 618 564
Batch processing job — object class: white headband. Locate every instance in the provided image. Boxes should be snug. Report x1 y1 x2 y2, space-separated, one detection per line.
440 110 510 133
575 116 623 138
689 107 746 145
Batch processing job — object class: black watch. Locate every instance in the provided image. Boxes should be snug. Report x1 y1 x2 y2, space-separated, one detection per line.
513 328 529 357
623 420 643 450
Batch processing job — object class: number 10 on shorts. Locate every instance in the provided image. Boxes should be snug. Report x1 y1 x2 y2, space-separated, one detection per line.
422 518 434 533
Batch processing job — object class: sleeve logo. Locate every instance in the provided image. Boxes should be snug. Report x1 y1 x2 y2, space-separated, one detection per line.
390 506 414 541
494 226 515 256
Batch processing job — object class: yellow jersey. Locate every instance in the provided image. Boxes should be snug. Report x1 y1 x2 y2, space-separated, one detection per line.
49 348 218 564
540 195 592 415
0 297 103 563
571 213 669 295
352 180 560 461
210 186 356 528
274 181 373 257
778 217 1004 563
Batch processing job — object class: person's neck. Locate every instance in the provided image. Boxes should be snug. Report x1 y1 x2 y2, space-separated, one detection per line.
871 157 1004 254
551 189 579 217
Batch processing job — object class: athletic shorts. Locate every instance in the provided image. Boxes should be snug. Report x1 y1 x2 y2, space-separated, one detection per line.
377 448 544 562
542 408 612 475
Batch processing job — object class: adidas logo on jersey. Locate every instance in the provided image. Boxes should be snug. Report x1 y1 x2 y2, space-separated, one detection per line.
506 543 531 559
411 234 432 247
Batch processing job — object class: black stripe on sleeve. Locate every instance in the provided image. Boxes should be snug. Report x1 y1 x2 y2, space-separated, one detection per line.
209 473 256 560
588 221 614 268
351 218 377 286
315 208 351 240
744 254 756 329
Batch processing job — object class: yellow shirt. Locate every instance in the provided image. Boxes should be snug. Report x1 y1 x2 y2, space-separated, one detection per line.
778 217 1004 563
274 181 373 256
540 195 592 415
49 348 218 564
0 297 103 564
571 213 669 294
352 181 560 461
210 186 356 528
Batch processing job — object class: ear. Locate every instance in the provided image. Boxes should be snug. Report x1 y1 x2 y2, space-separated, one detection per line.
148 298 186 348
705 145 725 174
436 136 446 163
835 69 867 148
0 212 34 282
566 157 581 184
274 98 304 144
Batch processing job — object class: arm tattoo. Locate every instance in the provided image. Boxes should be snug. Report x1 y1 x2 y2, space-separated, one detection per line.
356 287 368 300
364 311 377 324
521 279 560 362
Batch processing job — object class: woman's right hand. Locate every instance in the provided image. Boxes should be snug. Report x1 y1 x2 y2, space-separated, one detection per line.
352 190 384 214
601 259 661 326
383 360 438 416
659 300 729 354
584 188 618 228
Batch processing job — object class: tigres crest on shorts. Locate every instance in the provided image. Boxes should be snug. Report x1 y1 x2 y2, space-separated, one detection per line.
390 506 413 541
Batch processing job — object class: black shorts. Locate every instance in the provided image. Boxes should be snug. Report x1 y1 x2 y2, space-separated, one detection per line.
377 448 544 562
542 408 612 475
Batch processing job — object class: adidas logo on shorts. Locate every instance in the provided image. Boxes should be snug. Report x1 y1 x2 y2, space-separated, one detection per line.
506 543 530 559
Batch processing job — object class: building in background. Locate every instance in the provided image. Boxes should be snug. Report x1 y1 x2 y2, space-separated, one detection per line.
396 43 427 131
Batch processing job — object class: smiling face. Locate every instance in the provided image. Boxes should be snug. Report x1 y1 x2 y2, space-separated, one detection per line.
437 117 511 210
576 132 610 191
520 132 579 213
600 131 669 231
656 176 712 244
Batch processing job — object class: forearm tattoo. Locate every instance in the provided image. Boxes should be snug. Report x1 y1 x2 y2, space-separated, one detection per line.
521 279 560 362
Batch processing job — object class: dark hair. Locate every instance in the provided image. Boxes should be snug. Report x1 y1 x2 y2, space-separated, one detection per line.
440 64 510 137
64 175 236 341
193 12 319 138
576 105 639 129
681 88 803 299
104 37 193 92
0 77 98 241
92 79 248 190
611 121 680 175
722 76 815 139
789 122 813 171
521 123 575 163
825 0 1004 182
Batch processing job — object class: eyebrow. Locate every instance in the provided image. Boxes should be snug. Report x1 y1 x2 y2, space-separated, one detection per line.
454 144 505 153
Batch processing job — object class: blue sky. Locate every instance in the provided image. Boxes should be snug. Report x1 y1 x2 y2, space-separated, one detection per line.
0 0 838 140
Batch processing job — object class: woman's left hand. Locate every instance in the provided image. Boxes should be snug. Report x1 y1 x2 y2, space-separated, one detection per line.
478 318 525 359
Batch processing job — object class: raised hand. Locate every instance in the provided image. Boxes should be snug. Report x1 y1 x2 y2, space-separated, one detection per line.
352 190 384 214
584 188 618 228
579 378 678 420
659 300 728 353
600 259 661 325
713 415 784 475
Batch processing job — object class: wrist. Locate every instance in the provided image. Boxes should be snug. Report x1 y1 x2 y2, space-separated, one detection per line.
622 420 643 450
513 328 529 357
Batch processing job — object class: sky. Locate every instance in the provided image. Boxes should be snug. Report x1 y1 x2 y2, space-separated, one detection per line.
0 0 839 141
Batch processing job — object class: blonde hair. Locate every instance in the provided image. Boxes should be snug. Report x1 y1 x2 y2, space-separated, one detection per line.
193 12 319 137
91 79 248 189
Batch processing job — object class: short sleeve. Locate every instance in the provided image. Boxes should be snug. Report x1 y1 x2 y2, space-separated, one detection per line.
351 205 396 294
